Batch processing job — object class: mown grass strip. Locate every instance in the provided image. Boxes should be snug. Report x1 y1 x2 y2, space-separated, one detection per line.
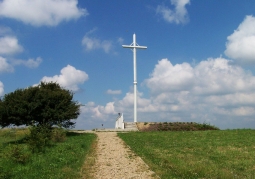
0 129 96 179
118 130 255 178
80 134 98 179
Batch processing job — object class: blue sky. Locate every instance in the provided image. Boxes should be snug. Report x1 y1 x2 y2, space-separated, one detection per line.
1 0 255 129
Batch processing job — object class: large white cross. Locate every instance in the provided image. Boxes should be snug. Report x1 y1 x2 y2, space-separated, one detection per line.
122 34 147 123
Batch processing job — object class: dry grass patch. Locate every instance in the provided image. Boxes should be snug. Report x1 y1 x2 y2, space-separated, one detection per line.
80 137 98 179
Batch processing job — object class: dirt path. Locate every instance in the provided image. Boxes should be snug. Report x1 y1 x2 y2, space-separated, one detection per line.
92 132 157 179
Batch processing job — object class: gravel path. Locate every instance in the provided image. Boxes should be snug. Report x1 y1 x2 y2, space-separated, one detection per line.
92 132 157 179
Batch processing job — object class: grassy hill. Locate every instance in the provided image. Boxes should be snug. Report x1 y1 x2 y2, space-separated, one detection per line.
118 129 255 178
0 128 96 179
2 127 254 178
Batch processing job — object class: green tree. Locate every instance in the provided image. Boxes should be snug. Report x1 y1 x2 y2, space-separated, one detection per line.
0 98 9 127
0 82 80 128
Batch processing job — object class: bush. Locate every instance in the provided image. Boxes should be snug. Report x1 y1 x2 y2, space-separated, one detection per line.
26 125 53 153
51 127 66 142
194 122 219 130
0 166 13 179
8 145 30 164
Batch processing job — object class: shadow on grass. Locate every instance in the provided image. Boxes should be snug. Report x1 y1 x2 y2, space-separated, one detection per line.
4 136 57 151
66 132 83 137
4 132 83 144
4 137 27 145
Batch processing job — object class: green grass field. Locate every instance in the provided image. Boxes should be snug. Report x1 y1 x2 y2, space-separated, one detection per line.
0 128 96 179
118 130 255 178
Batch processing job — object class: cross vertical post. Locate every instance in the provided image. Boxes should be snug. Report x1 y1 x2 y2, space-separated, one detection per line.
122 34 147 123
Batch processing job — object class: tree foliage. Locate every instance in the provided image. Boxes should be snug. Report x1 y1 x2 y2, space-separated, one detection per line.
0 82 80 128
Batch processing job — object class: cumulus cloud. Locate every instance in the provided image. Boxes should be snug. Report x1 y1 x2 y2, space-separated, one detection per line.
0 56 14 73
78 57 255 129
225 15 255 64
146 58 255 95
75 102 117 129
116 92 151 109
145 58 194 94
40 65 88 92
142 58 255 128
0 27 42 70
0 81 4 96
156 0 190 24
192 58 255 95
106 89 122 95
0 0 88 27
75 90 153 129
0 36 23 55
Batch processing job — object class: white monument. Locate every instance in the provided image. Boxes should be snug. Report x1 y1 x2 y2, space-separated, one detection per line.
115 113 124 129
122 34 147 122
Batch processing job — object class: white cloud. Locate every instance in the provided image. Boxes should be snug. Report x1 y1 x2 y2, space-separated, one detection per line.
230 107 255 116
142 58 255 128
145 58 194 94
75 91 152 129
0 0 88 27
0 81 4 96
156 0 190 24
75 102 117 129
117 92 151 109
146 58 255 96
81 29 124 54
225 15 255 64
78 57 255 129
40 65 88 92
82 35 113 53
12 57 42 68
84 102 117 118
0 56 42 73
106 89 122 95
0 36 23 55
82 36 100 51
0 56 14 73
192 58 255 95
0 27 41 70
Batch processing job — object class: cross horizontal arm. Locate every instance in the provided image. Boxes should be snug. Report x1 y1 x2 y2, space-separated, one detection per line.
122 45 147 49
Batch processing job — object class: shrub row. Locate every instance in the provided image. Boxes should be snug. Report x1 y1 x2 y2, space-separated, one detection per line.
139 122 219 131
